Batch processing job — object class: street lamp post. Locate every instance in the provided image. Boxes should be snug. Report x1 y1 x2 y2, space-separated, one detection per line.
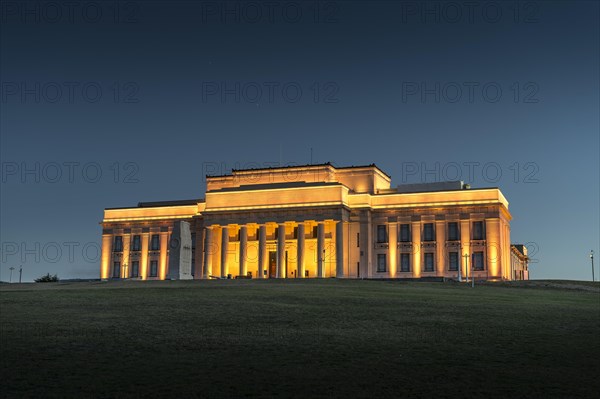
471 261 475 288
454 243 462 283
464 253 469 283
591 250 595 282
19 265 23 283
9 267 15 283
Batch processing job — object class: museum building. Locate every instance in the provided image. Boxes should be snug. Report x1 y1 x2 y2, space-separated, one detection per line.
100 163 528 281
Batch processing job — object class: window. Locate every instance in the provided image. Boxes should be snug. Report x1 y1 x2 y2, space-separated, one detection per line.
473 252 485 270
113 236 123 252
151 234 160 251
400 253 411 272
293 227 298 239
112 261 120 278
132 235 141 251
312 226 318 238
191 233 196 249
424 253 435 272
377 225 387 243
399 224 410 242
150 260 158 277
423 223 435 241
448 222 459 241
356 232 360 247
131 261 139 278
377 254 387 272
449 252 459 271
472 221 484 240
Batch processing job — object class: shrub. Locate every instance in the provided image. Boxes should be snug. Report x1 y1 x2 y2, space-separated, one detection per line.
34 273 59 283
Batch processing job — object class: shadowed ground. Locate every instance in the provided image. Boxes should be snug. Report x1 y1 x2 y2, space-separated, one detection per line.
1 279 599 398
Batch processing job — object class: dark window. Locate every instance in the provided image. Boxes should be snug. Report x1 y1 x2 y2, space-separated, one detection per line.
448 222 459 241
150 260 158 277
424 253 435 272
400 253 411 272
449 252 459 271
131 261 139 278
423 223 435 241
191 233 196 249
400 224 411 242
151 235 160 251
112 261 120 278
313 226 318 238
356 232 360 247
113 236 123 252
473 252 485 270
293 227 298 239
377 225 387 243
132 235 141 251
377 253 387 272
472 221 484 240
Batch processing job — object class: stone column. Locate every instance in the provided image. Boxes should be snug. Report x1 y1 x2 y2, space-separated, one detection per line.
436 220 446 277
504 222 511 280
460 219 470 279
297 223 305 278
122 232 131 279
317 222 325 277
203 227 213 278
194 226 204 280
387 221 397 277
141 233 149 280
258 225 267 278
276 223 286 278
221 226 229 278
486 218 500 279
360 212 372 278
100 233 113 280
239 225 248 277
159 231 169 280
335 221 345 278
411 221 421 277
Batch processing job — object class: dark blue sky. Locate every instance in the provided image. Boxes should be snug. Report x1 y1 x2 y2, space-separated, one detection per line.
1 0 598 281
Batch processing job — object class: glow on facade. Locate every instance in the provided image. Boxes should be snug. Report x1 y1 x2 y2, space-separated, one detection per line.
99 163 527 281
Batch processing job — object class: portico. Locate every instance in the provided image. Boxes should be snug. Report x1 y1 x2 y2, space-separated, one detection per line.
200 218 345 279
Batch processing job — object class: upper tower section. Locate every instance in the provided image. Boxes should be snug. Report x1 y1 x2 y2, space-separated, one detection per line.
206 162 391 194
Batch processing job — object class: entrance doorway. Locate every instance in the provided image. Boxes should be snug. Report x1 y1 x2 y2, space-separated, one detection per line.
268 251 288 278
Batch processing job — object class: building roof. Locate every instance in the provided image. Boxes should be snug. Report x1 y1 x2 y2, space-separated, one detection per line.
395 181 465 193
209 181 343 193
206 162 392 179
511 244 528 257
137 199 203 208
105 199 203 210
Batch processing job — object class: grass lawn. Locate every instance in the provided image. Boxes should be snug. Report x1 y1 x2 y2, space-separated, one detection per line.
1 279 599 398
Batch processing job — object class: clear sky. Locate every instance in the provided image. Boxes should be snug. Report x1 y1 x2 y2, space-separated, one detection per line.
1 0 598 281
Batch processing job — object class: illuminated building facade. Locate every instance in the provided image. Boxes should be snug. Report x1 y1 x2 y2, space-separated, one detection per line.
510 244 530 280
100 163 524 281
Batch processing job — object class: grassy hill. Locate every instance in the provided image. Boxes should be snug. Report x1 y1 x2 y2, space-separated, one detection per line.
1 280 598 398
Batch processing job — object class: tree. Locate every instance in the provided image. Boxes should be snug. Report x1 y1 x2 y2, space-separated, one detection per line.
34 273 59 283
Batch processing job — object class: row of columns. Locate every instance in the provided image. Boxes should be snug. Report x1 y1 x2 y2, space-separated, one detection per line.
202 221 342 279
